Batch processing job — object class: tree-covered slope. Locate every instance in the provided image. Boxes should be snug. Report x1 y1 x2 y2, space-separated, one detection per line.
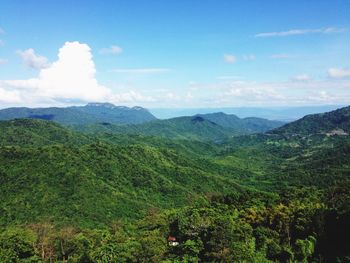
0 119 90 146
271 105 350 135
217 132 350 190
0 120 246 227
74 116 235 141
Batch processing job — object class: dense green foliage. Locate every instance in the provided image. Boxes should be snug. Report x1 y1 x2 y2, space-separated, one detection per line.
1 186 349 262
73 116 235 141
0 119 91 146
0 106 349 262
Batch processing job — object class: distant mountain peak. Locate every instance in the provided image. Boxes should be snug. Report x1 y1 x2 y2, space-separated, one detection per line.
86 102 117 108
191 116 206 123
0 104 157 125
132 106 146 111
86 103 147 111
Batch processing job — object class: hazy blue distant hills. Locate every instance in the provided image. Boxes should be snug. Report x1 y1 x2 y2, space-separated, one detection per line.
73 103 156 124
271 105 350 135
150 105 346 121
197 112 284 133
74 113 285 141
0 103 156 125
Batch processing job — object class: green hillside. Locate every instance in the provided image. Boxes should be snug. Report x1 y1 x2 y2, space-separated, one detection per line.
74 116 234 141
0 106 349 262
0 120 246 228
0 119 90 146
271 105 350 135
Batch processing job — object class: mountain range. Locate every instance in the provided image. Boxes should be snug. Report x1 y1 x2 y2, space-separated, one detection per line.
0 103 285 141
0 103 156 125
272 105 350 135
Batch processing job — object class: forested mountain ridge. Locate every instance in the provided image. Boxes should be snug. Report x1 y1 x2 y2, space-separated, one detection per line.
0 104 285 140
0 119 91 146
73 103 157 124
197 112 284 132
0 103 156 125
73 116 234 141
73 113 285 141
271 105 350 135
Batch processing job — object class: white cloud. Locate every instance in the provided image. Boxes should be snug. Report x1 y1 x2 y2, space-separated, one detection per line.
1 41 155 107
224 83 285 101
0 58 7 65
0 87 21 103
292 74 311 81
165 92 181 100
100 45 123 55
17 48 49 69
328 67 350 79
224 54 236 64
110 90 155 103
111 68 171 74
243 54 256 61
307 91 333 102
255 27 346 37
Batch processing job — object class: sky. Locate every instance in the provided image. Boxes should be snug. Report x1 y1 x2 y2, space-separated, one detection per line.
0 0 350 108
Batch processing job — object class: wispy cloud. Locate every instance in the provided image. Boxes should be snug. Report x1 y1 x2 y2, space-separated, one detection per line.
255 27 346 38
292 74 312 81
0 58 8 65
217 75 241 80
17 48 50 69
328 67 350 78
100 45 123 55
243 54 256 61
110 68 171 74
0 28 5 47
223 54 236 64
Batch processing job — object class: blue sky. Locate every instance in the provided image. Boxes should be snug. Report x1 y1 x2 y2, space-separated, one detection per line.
0 0 350 108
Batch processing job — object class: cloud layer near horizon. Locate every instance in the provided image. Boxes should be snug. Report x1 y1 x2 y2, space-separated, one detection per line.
0 41 349 108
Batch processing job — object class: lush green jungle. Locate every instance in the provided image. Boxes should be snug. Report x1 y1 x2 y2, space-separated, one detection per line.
0 104 349 262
